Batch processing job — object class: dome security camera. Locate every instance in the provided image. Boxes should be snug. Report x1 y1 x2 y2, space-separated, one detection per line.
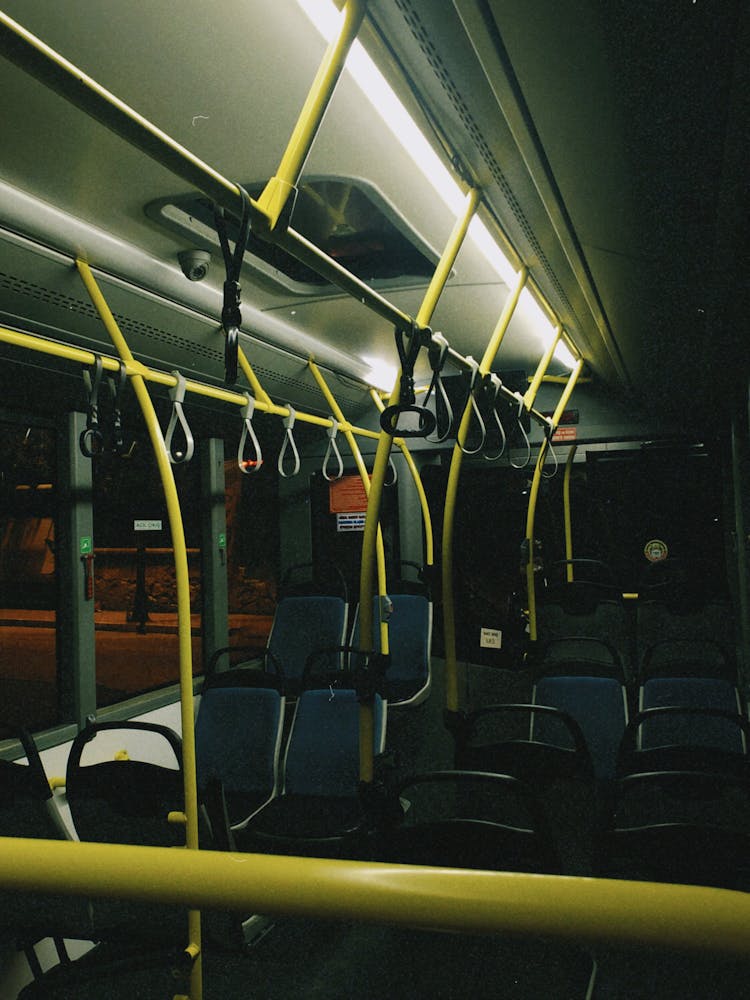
178 249 211 282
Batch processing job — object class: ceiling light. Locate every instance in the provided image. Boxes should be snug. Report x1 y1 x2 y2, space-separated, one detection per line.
361 355 398 393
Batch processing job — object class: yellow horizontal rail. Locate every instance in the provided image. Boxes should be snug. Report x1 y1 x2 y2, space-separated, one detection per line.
0 837 748 956
0 321 380 439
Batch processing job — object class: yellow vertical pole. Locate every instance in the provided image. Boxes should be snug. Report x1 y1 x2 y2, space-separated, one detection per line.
308 361 388 605
442 268 528 711
358 188 480 777
369 389 435 570
256 0 367 229
563 444 578 582
75 260 203 1000
525 360 584 643
523 324 562 410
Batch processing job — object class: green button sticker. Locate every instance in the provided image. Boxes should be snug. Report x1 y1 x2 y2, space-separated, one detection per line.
218 532 226 549
80 536 93 555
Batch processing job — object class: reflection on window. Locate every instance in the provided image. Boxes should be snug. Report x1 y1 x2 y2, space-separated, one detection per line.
0 421 59 731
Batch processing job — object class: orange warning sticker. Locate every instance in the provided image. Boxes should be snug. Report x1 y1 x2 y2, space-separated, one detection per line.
329 475 369 514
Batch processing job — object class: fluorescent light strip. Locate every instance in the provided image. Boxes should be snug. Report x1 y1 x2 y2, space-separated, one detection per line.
361 355 399 393
294 0 579 372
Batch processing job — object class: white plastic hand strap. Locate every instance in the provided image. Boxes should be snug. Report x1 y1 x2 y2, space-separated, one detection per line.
238 394 263 474
483 373 507 462
459 356 487 456
509 392 531 470
165 370 194 464
322 418 344 482
278 406 300 478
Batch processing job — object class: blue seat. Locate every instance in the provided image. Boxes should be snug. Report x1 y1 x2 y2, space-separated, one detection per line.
350 593 432 705
267 594 348 694
195 684 284 830
533 676 628 783
639 677 745 753
234 686 387 857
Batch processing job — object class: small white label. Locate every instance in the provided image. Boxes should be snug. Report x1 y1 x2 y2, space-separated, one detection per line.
133 519 163 531
336 513 366 532
480 627 502 649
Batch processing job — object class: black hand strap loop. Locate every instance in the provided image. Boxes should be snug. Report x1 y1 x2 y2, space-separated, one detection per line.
238 394 263 474
510 393 532 469
79 355 104 458
458 356 487 456
542 420 559 479
483 373 507 462
322 418 344 482
379 322 437 438
107 362 128 455
424 332 453 443
165 370 195 464
214 185 252 387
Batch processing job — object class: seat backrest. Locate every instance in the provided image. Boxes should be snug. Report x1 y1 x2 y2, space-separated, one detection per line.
283 688 386 798
266 595 348 689
639 678 745 753
0 725 92 940
195 685 284 828
377 770 559 873
350 593 432 705
533 676 628 782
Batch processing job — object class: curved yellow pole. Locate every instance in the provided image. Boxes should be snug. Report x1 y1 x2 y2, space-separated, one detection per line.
359 188 480 654
75 260 202 999
525 360 584 642
443 268 528 711
369 389 434 569
563 444 578 582
0 837 748 957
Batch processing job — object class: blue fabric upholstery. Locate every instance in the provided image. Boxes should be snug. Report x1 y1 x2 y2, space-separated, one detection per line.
195 686 284 827
351 594 432 704
267 595 347 688
284 689 386 798
640 677 744 752
533 677 628 782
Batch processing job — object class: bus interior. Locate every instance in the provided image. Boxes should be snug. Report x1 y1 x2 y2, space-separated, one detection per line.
0 1 749 997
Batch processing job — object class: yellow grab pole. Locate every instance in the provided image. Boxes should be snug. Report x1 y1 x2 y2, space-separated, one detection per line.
369 389 434 569
358 191 480 769
0 837 748 956
443 268 528 711
75 261 202 1000
238 347 273 409
308 360 388 604
523 324 562 410
525 359 584 643
563 444 578 582
257 0 366 230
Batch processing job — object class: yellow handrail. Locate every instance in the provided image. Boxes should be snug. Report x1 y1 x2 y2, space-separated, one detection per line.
76 260 203 1000
525 360 585 642
442 268 528 712
0 836 748 956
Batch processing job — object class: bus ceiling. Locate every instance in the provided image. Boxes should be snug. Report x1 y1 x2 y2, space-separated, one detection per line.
0 1 747 429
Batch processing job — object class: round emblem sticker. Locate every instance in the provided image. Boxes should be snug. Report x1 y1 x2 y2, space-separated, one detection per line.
644 539 668 563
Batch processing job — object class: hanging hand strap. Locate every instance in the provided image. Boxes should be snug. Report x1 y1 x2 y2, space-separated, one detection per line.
165 371 195 464
385 454 398 487
542 420 559 479
424 332 453 443
238 394 263 474
509 393 531 470
459 356 487 456
278 406 300 478
79 355 104 458
107 361 129 455
379 322 436 438
322 418 344 482
483 373 507 462
214 185 252 386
